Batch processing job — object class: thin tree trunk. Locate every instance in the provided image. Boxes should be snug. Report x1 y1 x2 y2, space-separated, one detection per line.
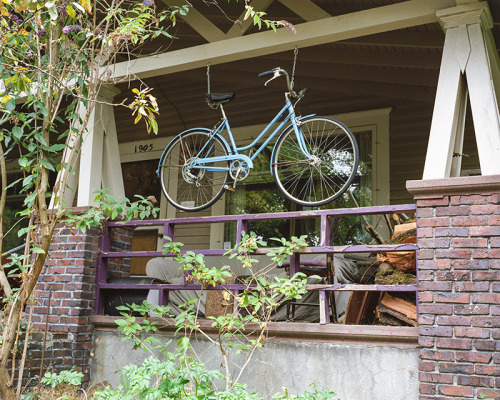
0 364 15 400
0 142 12 299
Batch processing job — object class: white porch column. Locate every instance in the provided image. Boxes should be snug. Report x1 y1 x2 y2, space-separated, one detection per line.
77 85 125 206
423 2 500 179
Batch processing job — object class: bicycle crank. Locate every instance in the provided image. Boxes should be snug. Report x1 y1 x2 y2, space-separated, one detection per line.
229 160 250 181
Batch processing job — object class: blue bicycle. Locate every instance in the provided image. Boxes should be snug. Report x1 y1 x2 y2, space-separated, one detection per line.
158 67 359 212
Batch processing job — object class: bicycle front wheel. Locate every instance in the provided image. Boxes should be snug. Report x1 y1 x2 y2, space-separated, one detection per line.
158 131 229 212
272 116 359 207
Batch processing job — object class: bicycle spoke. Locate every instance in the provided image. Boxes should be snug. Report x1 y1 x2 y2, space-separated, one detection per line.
273 117 359 207
159 131 229 211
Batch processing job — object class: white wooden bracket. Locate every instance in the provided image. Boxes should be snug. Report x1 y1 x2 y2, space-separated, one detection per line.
423 2 500 179
52 85 124 208
77 85 125 206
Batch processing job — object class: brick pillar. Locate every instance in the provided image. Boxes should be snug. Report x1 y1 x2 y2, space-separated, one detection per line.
407 176 500 400
22 221 133 387
29 225 101 385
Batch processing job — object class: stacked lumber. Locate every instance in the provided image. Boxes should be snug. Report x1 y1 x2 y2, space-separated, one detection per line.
205 273 235 318
376 293 417 327
377 222 416 272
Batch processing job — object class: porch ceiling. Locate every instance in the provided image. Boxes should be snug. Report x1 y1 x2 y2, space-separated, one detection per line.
113 0 500 203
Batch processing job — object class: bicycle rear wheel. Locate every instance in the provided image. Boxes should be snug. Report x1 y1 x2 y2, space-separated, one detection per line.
158 130 229 212
272 116 359 207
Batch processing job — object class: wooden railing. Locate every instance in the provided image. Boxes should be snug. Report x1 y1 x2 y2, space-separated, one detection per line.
95 204 418 324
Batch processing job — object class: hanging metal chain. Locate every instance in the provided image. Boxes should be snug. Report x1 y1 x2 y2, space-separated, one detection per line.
207 64 211 94
290 46 298 92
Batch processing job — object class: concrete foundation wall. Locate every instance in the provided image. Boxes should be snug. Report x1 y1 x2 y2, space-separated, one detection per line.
90 329 419 400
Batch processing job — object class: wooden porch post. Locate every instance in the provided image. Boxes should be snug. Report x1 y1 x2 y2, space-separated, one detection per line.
77 85 125 206
423 2 500 179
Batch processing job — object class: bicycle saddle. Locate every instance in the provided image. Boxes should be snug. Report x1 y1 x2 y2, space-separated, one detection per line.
205 92 235 104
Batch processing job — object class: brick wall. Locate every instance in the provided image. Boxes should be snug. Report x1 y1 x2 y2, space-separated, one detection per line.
16 222 133 388
408 176 500 400
107 227 133 279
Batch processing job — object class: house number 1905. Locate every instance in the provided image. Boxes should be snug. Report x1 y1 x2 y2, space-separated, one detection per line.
135 144 153 152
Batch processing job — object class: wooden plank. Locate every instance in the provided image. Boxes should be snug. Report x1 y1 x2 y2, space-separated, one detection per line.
226 0 275 38
93 314 419 344
345 291 382 325
50 130 80 209
220 62 439 87
465 23 500 175
278 0 331 22
305 284 417 292
263 46 443 69
162 0 226 42
380 294 417 321
319 290 328 324
101 101 126 199
343 31 445 48
106 204 418 228
77 106 104 206
378 293 417 326
422 27 465 179
110 0 456 80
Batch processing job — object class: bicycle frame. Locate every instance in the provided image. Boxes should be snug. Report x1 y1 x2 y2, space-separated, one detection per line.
189 100 313 175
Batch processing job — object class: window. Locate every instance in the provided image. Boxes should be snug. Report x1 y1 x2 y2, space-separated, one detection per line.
222 109 391 247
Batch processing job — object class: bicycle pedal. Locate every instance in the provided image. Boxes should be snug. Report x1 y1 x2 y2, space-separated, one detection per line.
224 185 235 192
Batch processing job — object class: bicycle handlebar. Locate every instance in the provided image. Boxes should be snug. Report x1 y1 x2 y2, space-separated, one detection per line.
258 67 294 95
258 70 274 79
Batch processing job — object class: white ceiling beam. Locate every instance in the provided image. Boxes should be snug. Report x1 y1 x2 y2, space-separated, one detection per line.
110 0 456 81
162 0 226 42
278 0 331 22
226 0 275 38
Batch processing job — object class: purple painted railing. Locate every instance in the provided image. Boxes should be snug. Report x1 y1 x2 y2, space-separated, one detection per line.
95 204 418 324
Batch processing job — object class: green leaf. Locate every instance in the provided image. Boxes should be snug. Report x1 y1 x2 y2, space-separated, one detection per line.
34 131 48 146
34 102 48 116
66 4 76 17
18 225 35 237
31 247 46 254
5 99 15 111
22 175 36 189
39 159 55 172
149 118 158 134
5 177 22 191
48 143 65 152
12 126 23 139
24 192 37 206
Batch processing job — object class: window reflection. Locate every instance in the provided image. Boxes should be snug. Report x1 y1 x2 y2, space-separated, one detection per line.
224 131 373 247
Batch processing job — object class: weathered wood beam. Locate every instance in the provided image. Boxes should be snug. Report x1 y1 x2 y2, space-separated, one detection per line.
346 29 500 51
278 0 331 22
271 63 439 86
226 0 275 38
264 46 442 69
110 0 456 81
342 31 446 48
162 0 226 42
